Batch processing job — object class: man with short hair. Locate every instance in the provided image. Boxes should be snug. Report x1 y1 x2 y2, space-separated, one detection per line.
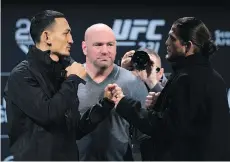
4 10 113 161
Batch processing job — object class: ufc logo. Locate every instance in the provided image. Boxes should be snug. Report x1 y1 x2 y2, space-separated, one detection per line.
112 19 165 41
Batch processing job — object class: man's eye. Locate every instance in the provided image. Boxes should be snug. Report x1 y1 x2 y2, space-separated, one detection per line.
94 43 103 46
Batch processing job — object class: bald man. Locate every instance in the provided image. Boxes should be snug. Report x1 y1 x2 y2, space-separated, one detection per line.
75 23 148 160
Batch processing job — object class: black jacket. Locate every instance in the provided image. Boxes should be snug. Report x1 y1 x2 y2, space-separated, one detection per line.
138 80 167 161
116 54 230 160
4 46 114 161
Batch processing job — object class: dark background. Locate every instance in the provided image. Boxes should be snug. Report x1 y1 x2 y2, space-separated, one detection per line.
1 2 230 161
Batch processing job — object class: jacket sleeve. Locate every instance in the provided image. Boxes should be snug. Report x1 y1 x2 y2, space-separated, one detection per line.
75 98 115 139
116 75 197 138
116 97 154 136
6 69 85 127
131 82 164 144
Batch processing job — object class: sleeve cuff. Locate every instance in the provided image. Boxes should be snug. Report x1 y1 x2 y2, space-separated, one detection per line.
88 97 115 124
116 96 142 119
67 74 86 85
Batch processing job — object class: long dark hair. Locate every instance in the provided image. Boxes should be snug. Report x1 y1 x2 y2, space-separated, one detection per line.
172 17 218 58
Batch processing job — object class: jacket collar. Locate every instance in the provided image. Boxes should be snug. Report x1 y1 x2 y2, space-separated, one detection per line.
26 45 72 76
27 45 56 71
171 53 210 72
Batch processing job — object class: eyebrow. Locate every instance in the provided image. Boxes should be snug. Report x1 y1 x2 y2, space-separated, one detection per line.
93 41 115 44
64 29 71 32
108 41 115 44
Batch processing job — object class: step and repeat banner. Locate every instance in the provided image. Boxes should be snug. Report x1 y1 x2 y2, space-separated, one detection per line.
1 4 230 161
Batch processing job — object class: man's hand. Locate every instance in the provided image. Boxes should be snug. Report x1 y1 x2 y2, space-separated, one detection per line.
121 50 135 70
104 84 113 100
65 62 87 79
104 84 125 107
132 65 158 90
145 92 160 109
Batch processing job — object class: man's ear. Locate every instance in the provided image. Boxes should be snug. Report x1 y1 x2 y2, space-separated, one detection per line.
158 67 164 81
160 68 164 76
41 31 52 46
185 41 193 54
82 41 87 56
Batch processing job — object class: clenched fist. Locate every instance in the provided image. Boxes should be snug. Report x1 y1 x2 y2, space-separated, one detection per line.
145 92 160 109
104 83 125 107
65 62 87 79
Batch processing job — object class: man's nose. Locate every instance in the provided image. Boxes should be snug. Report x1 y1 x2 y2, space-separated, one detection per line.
68 34 74 44
101 45 109 54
